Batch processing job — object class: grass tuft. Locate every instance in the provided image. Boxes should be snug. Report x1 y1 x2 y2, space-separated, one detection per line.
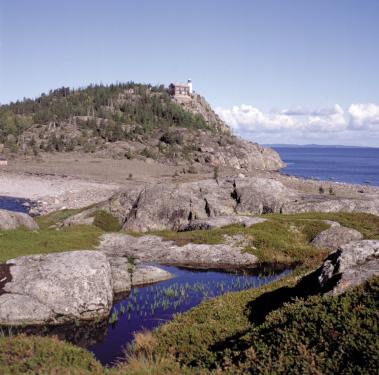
93 210 121 232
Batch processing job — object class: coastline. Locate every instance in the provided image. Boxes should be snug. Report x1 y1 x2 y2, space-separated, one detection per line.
0 170 120 215
0 152 378 216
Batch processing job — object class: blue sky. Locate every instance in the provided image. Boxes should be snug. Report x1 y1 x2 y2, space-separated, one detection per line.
1 0 378 146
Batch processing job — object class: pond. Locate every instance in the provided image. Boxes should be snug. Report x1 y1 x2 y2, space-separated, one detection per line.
0 196 31 213
89 264 291 366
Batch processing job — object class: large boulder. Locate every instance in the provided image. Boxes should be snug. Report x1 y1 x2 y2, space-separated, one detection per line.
311 225 363 250
317 240 379 295
0 209 39 230
0 250 113 326
107 256 172 295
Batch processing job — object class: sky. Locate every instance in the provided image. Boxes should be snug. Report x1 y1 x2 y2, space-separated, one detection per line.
1 0 378 146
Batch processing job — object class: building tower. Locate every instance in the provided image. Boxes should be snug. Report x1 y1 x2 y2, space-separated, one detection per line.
187 79 193 94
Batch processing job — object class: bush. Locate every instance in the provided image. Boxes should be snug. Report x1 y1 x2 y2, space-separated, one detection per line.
141 147 156 159
93 210 121 232
216 277 379 374
213 166 219 180
0 335 103 375
160 131 183 145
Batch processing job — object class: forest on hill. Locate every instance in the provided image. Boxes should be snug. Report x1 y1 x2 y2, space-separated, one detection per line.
0 83 210 152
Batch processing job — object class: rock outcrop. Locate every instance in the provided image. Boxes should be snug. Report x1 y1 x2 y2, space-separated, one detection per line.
108 256 172 295
283 197 379 216
317 240 379 295
180 215 267 231
0 250 173 327
311 222 363 250
0 209 39 230
67 177 296 232
0 251 113 326
99 233 258 268
65 174 379 232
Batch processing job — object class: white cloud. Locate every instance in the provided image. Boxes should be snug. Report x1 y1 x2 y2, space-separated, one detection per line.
216 104 347 134
216 103 379 146
348 103 379 130
275 105 342 117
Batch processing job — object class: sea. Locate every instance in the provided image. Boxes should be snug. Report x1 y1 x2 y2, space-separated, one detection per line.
272 146 379 187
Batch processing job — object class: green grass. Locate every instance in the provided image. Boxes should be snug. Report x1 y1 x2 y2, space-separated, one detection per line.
36 208 83 229
268 212 379 239
0 225 103 263
149 213 378 265
150 218 329 265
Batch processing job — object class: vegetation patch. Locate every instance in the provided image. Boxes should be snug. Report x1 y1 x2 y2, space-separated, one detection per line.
36 208 82 229
269 212 379 239
152 218 329 265
214 277 379 374
93 210 121 232
0 335 103 375
151 212 378 266
0 225 103 263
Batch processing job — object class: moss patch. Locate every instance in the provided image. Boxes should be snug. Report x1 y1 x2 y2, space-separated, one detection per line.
0 225 103 263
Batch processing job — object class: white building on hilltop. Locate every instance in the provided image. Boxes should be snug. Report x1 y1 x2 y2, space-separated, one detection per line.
169 79 193 96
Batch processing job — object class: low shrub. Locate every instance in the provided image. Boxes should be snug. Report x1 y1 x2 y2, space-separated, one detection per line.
0 335 103 375
93 210 121 232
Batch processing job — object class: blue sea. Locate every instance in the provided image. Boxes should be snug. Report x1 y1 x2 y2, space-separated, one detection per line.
273 146 379 187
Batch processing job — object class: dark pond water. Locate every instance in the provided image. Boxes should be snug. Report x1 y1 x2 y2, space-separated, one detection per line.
0 196 31 213
89 264 291 366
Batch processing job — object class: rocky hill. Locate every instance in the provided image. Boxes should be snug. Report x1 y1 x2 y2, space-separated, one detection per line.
0 83 284 172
